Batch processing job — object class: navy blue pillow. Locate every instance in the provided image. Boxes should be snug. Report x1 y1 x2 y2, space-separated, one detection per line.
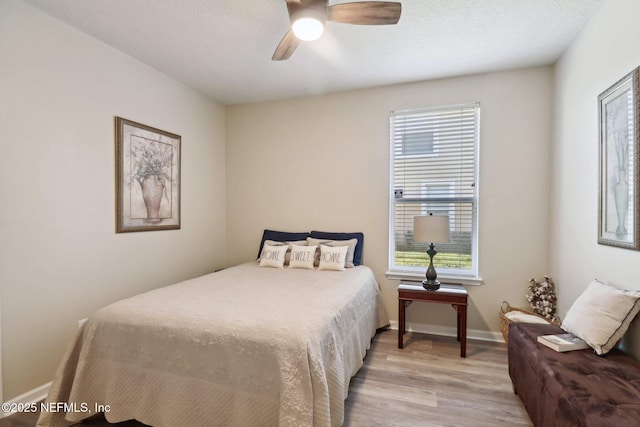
309 231 364 266
257 229 311 259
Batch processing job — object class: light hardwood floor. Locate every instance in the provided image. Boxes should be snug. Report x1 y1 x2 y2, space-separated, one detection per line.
344 329 532 426
0 329 532 427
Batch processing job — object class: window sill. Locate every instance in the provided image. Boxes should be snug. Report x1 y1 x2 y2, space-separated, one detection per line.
385 270 484 286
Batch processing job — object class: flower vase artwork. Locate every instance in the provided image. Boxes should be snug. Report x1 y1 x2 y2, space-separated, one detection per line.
608 94 631 236
116 117 180 232
526 276 558 323
140 175 165 221
131 139 172 223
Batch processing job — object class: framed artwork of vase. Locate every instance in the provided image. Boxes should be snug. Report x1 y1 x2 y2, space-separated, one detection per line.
598 67 640 250
115 117 181 233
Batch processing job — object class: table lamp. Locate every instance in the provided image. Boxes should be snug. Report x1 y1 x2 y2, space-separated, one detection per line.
413 214 451 290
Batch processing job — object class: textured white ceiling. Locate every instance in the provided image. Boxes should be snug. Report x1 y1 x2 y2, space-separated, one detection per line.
23 0 604 105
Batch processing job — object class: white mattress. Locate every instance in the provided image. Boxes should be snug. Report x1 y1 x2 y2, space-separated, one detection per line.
37 262 389 427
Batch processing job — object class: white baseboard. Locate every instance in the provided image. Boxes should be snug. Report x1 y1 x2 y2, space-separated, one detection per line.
388 320 505 343
1 381 51 418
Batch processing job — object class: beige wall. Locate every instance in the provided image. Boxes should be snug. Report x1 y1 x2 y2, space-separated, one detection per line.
551 0 640 359
227 66 553 340
0 0 227 399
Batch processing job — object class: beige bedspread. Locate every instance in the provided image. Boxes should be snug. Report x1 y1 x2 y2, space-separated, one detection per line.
37 262 388 427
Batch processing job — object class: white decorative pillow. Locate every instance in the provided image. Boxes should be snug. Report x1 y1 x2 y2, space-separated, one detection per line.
258 244 288 268
318 244 348 271
288 245 317 270
307 237 358 268
561 279 640 355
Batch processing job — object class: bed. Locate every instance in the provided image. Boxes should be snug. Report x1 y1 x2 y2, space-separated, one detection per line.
37 232 388 427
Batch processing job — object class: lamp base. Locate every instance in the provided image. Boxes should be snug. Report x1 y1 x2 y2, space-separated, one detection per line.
422 279 440 291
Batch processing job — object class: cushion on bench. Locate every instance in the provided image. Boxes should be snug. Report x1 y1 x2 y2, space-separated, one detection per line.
508 322 640 427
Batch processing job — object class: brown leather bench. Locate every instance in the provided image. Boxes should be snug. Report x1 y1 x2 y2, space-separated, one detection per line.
508 322 640 426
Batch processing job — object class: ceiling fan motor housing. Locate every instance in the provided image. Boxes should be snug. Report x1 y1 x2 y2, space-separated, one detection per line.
290 2 327 41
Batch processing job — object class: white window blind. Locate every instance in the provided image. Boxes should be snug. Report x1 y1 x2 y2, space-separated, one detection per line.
389 103 480 277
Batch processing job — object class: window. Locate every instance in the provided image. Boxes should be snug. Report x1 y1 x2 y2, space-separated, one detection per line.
389 103 480 278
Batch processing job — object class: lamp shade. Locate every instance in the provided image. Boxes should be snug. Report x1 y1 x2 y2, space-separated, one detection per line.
413 215 451 244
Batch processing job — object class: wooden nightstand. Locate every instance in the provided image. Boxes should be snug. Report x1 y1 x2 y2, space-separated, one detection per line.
398 282 468 357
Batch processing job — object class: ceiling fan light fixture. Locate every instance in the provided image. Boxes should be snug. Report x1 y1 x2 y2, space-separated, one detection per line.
273 1 402 61
291 9 325 41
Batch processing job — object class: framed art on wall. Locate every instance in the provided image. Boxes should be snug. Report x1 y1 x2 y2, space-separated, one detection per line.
115 117 181 233
598 67 640 250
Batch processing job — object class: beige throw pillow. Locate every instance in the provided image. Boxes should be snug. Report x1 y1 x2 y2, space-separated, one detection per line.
258 244 288 268
561 279 640 355
307 237 357 268
318 245 348 271
288 245 317 270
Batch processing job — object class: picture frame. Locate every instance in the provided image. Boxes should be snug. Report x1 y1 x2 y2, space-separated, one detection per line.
598 67 640 250
115 117 181 233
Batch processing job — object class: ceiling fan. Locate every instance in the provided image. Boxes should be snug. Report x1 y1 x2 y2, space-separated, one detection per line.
272 0 402 61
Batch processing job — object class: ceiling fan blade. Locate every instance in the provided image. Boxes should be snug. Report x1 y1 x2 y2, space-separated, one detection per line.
327 2 401 25
272 30 300 61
